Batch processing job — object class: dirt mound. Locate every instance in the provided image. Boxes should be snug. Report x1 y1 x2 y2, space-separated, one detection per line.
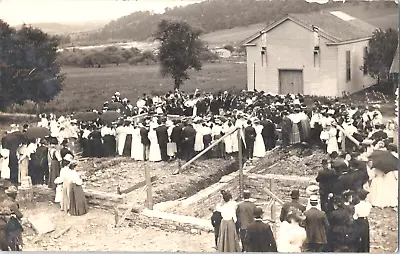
252 145 328 176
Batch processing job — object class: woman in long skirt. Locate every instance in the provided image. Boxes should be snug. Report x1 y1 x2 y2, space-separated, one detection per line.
48 146 62 190
215 190 240 252
148 128 162 162
17 142 30 184
123 124 134 157
353 190 371 253
131 126 144 161
289 113 301 145
68 165 88 216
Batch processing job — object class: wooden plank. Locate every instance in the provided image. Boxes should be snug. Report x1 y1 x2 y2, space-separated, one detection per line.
116 185 147 227
176 127 239 174
117 176 158 194
238 126 244 199
246 173 312 183
270 179 277 235
54 226 71 239
145 167 153 210
264 187 284 205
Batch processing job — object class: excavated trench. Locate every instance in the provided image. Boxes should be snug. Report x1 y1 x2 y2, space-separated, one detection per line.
153 160 239 204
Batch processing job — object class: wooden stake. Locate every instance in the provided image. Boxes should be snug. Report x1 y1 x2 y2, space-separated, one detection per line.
341 132 346 153
238 128 244 199
145 167 153 210
269 179 277 236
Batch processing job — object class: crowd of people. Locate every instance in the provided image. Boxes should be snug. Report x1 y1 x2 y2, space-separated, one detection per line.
0 88 397 252
212 139 398 252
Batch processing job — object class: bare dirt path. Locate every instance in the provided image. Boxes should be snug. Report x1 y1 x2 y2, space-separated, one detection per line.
23 203 215 252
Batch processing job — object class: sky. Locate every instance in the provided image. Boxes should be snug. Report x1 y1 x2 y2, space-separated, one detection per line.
0 0 204 25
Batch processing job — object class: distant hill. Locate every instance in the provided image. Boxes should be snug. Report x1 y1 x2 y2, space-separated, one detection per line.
200 1 398 46
81 0 397 45
13 21 108 35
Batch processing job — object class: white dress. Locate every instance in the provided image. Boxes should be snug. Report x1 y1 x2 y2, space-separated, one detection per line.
131 127 144 160
276 221 306 252
194 124 204 152
54 166 71 205
116 126 127 156
382 170 398 207
148 130 161 162
223 125 236 154
326 127 339 154
253 124 266 158
167 126 177 157
367 168 387 208
0 148 10 179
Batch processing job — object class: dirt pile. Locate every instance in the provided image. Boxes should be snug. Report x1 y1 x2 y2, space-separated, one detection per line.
251 146 328 176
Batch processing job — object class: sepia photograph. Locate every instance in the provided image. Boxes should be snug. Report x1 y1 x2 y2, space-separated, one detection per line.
0 0 398 252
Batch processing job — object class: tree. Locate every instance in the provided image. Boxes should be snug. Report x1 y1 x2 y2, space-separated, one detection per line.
363 28 398 93
154 19 204 89
0 21 64 110
223 44 235 53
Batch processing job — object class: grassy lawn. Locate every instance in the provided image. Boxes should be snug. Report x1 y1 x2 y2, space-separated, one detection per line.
10 62 247 115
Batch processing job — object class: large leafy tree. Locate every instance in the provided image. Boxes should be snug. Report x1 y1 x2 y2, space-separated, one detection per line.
364 28 398 92
154 19 204 89
0 20 64 110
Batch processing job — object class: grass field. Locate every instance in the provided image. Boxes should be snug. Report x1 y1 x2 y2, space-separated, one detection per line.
200 2 398 46
31 62 247 114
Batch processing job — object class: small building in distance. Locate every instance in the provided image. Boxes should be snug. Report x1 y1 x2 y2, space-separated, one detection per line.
211 47 232 58
242 11 378 97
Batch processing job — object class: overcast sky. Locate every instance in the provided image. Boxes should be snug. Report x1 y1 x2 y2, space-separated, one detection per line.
0 0 203 25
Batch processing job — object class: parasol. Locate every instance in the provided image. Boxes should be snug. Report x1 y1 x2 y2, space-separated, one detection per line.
100 111 121 123
368 150 398 174
72 112 99 122
25 127 51 139
108 102 125 110
1 132 26 149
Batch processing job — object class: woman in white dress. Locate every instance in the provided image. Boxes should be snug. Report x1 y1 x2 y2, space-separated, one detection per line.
253 121 266 158
116 124 127 156
0 148 10 180
326 123 339 155
215 190 240 252
366 164 387 208
166 121 177 158
17 142 31 184
148 128 162 162
194 123 204 153
54 154 73 210
276 212 307 252
131 125 144 161
381 148 398 207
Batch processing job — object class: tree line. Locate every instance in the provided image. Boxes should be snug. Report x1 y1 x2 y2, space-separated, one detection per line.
84 0 327 43
57 45 223 68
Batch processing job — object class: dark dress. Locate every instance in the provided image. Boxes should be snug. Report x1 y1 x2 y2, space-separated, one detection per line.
68 178 88 216
103 135 116 157
353 217 370 253
48 150 61 190
88 131 103 158
123 134 132 157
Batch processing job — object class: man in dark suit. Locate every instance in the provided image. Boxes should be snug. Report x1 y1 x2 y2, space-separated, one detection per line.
181 122 196 161
245 207 277 252
139 123 150 160
316 159 337 212
244 120 256 160
304 195 330 252
260 117 276 150
236 190 256 252
281 111 292 147
155 118 169 161
280 189 306 222
171 120 183 159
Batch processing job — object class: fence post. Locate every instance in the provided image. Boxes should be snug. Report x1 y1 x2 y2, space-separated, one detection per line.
145 167 153 210
269 178 277 236
238 128 244 199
